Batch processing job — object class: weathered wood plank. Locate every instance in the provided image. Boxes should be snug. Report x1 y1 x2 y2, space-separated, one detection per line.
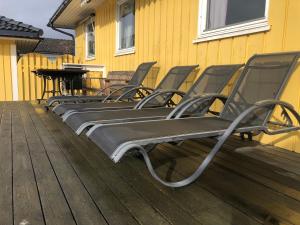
14 101 300 225
27 105 109 225
28 105 141 225
224 138 300 175
36 103 260 225
35 103 173 225
11 107 45 225
18 102 77 225
155 142 300 225
0 111 13 225
224 136 300 163
119 153 261 225
192 138 300 201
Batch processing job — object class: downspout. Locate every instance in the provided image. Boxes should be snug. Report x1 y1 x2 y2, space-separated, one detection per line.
49 25 75 42
47 0 75 54
32 38 43 52
48 24 75 55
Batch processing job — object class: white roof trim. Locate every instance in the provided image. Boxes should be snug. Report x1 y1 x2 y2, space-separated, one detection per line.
52 0 104 29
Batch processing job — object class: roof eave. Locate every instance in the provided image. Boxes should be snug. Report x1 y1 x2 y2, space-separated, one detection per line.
48 0 100 30
0 31 42 40
47 0 72 28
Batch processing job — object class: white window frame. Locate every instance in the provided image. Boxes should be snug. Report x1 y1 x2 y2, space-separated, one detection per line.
85 19 95 60
194 0 270 43
115 0 135 56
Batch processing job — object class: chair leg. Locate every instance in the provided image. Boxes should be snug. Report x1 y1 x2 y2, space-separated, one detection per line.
137 106 258 188
248 133 253 141
134 143 157 160
137 136 226 188
240 133 245 140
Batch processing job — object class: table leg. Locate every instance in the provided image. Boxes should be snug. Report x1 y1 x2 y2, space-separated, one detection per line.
41 77 47 100
71 78 74 96
58 77 63 95
52 78 56 96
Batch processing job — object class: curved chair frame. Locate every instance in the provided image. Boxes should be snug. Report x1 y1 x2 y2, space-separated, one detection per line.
113 86 155 102
115 100 300 188
134 90 186 109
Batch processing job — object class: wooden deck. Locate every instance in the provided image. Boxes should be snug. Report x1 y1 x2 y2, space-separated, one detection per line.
1 102 300 225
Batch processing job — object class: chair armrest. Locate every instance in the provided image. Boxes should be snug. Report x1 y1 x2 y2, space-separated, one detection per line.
96 84 133 96
134 89 186 109
102 85 144 102
254 99 294 109
166 93 227 119
112 86 155 102
226 99 300 136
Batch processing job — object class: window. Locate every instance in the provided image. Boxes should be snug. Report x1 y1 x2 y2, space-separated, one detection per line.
195 0 270 43
86 20 95 59
116 0 135 56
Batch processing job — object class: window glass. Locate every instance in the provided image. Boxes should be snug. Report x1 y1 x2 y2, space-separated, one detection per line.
207 0 266 30
86 21 95 58
118 0 135 50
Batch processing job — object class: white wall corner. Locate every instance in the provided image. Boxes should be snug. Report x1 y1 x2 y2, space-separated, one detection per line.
10 44 18 101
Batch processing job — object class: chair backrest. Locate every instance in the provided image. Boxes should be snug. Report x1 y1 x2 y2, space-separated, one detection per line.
220 52 300 126
109 62 156 99
155 66 198 90
149 65 199 106
128 62 157 86
181 64 244 102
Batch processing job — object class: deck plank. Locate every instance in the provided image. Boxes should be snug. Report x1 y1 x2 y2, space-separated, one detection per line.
2 101 300 225
35 103 175 225
0 110 13 225
192 139 300 200
32 108 146 225
27 105 109 225
37 103 261 225
154 142 300 224
18 102 77 225
217 136 300 174
11 107 45 225
119 152 262 225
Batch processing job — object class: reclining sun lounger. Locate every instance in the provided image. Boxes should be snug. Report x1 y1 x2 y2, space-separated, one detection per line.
46 62 156 108
87 52 300 188
54 65 199 116
64 64 243 135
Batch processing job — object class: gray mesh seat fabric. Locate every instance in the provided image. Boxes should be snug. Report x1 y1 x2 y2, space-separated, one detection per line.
47 62 156 107
87 52 300 188
54 101 135 116
64 64 243 134
89 117 234 157
53 65 198 115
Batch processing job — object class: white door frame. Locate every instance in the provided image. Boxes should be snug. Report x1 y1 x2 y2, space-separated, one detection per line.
10 44 18 101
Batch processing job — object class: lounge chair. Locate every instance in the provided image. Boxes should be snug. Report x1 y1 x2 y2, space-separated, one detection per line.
54 65 199 116
87 52 300 188
64 64 243 135
46 62 156 108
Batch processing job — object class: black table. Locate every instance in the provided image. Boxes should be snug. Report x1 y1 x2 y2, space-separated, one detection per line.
33 69 89 101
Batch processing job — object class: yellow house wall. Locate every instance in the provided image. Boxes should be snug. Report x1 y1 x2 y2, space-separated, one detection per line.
0 39 14 101
74 0 300 152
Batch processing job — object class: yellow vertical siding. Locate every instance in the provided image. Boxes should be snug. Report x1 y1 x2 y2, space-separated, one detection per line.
74 0 300 152
0 40 14 101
